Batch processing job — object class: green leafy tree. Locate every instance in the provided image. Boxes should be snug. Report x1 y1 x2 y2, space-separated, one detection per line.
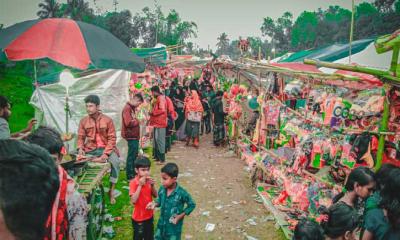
313 6 351 46
104 10 136 47
132 7 197 48
291 11 318 50
374 0 396 12
260 17 276 38
396 0 400 13
355 2 381 39
37 0 60 18
184 42 194 54
216 33 230 55
63 0 94 21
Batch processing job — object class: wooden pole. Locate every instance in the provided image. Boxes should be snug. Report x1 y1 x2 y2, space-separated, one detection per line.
375 85 391 171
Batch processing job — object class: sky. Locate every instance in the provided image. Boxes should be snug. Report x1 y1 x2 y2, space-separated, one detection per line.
0 0 373 50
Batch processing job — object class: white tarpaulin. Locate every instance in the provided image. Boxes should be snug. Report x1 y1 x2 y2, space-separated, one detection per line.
30 69 130 150
319 43 392 74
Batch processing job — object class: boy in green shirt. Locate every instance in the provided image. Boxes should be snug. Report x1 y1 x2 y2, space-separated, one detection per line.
147 163 196 240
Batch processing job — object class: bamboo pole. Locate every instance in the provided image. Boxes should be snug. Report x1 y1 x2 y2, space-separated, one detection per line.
304 59 400 83
375 86 390 171
390 47 399 75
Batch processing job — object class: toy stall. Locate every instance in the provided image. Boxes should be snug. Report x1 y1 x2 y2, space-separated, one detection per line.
212 31 400 239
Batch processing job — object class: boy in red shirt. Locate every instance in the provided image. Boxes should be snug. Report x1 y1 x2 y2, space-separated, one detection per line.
129 156 158 240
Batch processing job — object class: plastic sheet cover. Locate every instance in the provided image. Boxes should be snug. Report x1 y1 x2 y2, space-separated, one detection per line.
30 69 130 150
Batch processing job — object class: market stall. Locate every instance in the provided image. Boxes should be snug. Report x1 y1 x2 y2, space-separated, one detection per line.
212 31 400 239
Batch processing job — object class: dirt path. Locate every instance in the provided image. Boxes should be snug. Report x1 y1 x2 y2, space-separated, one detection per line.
153 134 285 240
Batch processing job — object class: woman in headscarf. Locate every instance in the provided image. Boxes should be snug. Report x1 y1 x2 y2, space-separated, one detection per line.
184 90 204 148
173 86 186 131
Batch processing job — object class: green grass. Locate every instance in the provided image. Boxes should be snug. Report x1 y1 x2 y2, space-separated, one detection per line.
102 147 161 239
0 62 35 132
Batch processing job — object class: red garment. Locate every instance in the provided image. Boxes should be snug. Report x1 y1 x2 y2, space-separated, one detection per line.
166 96 177 120
149 95 167 128
77 113 118 156
95 133 106 148
44 167 69 240
129 177 154 221
185 91 204 117
121 102 140 140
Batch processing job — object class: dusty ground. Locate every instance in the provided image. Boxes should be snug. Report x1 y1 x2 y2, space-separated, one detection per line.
107 134 284 239
156 134 285 240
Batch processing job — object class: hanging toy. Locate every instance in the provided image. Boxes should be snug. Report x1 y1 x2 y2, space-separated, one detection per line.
135 82 142 89
230 84 240 96
248 97 260 110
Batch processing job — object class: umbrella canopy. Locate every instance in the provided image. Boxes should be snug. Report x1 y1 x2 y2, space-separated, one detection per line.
0 18 145 72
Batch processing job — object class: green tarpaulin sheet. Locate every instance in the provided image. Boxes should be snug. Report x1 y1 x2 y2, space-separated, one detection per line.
279 38 374 63
131 46 167 66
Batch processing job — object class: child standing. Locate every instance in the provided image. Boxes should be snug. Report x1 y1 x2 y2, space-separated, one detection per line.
129 157 158 240
147 163 196 240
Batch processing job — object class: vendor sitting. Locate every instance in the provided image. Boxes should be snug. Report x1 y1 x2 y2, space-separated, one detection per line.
77 95 120 204
0 95 36 140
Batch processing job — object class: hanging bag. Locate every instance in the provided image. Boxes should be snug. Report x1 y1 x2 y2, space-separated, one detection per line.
187 111 202 122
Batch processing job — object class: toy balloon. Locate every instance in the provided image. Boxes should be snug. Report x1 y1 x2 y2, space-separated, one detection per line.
230 84 239 96
135 82 142 89
249 97 260 110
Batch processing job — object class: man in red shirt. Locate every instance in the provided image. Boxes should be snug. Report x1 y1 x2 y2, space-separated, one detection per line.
121 93 144 180
149 86 167 164
165 95 177 153
77 95 120 204
129 156 157 240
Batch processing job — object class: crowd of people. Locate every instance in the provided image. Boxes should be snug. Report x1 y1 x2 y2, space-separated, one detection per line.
293 165 400 240
4 75 400 240
0 75 227 240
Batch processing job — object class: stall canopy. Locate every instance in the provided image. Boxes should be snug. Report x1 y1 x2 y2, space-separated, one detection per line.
319 43 392 74
30 69 130 149
279 38 374 63
131 45 167 66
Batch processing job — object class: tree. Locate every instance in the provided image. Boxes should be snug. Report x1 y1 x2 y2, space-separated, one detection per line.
132 7 197 48
63 0 94 21
216 33 229 55
374 0 396 12
291 11 318 50
104 10 136 47
37 0 60 19
184 42 194 54
396 0 400 13
132 7 158 47
275 11 293 52
314 6 351 46
260 17 275 38
354 2 381 39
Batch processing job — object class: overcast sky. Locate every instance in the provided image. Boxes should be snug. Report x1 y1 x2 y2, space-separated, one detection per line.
0 0 373 50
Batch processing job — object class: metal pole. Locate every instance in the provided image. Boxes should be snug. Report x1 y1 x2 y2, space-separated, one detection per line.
349 0 355 63
33 60 38 88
